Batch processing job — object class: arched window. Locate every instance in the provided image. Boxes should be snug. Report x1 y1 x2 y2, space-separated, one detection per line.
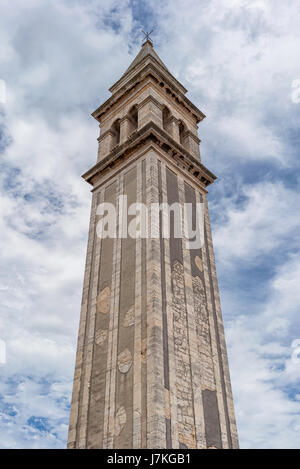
162 106 171 132
179 121 186 147
111 119 120 148
128 105 138 134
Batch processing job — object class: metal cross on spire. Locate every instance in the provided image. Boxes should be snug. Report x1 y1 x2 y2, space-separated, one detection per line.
142 29 154 43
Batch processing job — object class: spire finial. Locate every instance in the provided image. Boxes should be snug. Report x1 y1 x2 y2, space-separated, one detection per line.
142 29 154 44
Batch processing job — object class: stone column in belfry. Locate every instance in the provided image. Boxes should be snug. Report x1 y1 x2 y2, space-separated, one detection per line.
67 39 239 449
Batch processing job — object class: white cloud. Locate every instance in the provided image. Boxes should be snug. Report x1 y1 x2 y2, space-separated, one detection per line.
214 181 300 264
152 0 300 166
0 0 300 449
227 255 300 448
212 181 300 447
0 0 137 449
217 115 283 161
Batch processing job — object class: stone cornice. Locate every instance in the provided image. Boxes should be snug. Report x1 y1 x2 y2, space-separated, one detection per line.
92 64 205 124
185 129 201 144
82 121 216 188
119 115 131 123
137 94 164 111
97 128 114 142
109 53 187 95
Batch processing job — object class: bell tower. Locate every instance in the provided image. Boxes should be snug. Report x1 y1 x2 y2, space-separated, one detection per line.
68 39 239 449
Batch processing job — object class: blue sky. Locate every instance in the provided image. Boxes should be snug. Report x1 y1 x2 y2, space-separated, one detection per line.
0 0 300 448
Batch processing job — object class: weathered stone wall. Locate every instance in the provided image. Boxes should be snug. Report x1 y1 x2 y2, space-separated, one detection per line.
114 167 136 448
165 167 196 449
68 148 238 449
69 42 238 446
87 182 116 448
97 82 201 162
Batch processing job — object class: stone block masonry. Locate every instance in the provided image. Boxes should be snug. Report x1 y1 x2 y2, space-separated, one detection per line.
68 39 238 449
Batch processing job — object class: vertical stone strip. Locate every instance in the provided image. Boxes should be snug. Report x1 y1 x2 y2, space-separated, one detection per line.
146 151 165 448
68 193 98 449
77 191 103 449
86 184 116 448
157 161 171 448
185 183 222 449
160 162 179 449
198 190 228 448
178 178 206 449
203 193 239 448
104 175 123 448
133 161 142 448
165 167 196 449
114 167 137 448
140 160 148 448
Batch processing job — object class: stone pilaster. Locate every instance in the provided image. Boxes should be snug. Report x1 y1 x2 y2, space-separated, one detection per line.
67 193 98 449
185 130 201 160
138 96 163 129
168 116 180 143
133 160 143 448
120 116 131 144
145 152 166 448
160 162 180 449
178 177 206 449
97 130 114 161
103 175 123 448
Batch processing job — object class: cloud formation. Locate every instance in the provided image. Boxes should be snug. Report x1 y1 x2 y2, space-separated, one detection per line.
0 0 299 448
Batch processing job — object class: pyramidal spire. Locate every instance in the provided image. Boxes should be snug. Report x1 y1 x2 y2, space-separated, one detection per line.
121 39 169 79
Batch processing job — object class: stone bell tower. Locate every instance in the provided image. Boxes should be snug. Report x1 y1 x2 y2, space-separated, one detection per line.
68 39 239 449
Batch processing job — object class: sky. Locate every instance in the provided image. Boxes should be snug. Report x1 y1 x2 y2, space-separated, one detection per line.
0 0 300 449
